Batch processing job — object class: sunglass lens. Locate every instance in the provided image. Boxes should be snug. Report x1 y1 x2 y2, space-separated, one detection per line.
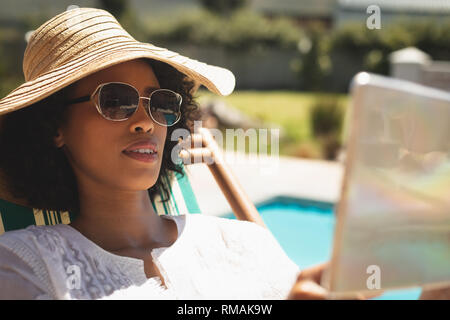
150 90 182 126
99 83 138 120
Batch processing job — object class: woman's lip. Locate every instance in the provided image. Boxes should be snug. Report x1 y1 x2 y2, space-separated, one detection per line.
122 150 158 163
123 139 157 152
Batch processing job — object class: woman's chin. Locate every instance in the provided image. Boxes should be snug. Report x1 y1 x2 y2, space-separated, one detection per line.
112 174 158 191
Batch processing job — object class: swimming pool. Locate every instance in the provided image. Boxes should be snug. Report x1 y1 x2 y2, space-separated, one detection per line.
223 198 422 300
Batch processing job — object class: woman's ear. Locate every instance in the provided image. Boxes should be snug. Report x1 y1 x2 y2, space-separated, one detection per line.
54 129 65 148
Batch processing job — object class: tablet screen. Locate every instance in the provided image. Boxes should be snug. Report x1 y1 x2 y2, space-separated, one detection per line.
323 73 450 296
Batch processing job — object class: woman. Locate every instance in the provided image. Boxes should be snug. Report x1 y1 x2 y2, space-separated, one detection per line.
0 7 442 301
0 6 325 300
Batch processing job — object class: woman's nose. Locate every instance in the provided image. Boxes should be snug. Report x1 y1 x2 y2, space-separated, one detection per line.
129 100 154 133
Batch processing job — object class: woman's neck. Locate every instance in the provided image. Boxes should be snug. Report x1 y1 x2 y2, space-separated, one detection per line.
69 188 173 253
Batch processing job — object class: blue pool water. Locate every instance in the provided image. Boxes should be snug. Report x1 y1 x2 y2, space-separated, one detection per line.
224 199 422 300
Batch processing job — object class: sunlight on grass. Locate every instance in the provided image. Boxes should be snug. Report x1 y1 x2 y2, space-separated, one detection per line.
196 90 349 157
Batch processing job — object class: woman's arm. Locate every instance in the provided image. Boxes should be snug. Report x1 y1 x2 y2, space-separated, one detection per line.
420 286 450 300
0 267 50 299
287 263 383 300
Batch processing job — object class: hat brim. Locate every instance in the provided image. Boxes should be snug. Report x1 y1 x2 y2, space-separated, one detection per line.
0 41 235 206
0 42 235 116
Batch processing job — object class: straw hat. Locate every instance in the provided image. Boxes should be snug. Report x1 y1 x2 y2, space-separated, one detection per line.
0 7 235 206
0 7 235 117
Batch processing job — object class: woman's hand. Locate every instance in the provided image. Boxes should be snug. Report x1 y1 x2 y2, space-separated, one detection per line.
287 262 383 300
287 263 330 300
420 286 450 300
178 132 214 165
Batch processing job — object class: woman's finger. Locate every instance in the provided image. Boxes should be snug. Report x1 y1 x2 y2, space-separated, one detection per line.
287 280 328 300
179 148 214 164
296 262 329 283
183 133 205 148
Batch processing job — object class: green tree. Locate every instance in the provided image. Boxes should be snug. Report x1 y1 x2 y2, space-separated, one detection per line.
99 0 129 20
198 0 248 15
310 96 344 160
293 23 331 91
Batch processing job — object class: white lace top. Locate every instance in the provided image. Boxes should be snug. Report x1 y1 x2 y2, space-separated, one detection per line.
0 214 300 300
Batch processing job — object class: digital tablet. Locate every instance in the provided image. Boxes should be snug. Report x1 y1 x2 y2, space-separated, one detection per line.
322 72 450 297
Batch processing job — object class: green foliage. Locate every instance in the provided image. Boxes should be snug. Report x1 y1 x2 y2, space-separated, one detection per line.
198 90 348 159
144 9 302 51
291 23 331 91
20 11 52 31
99 0 129 20
291 19 450 92
198 0 248 15
0 26 27 98
331 19 450 78
310 96 344 159
310 96 343 137
0 46 7 97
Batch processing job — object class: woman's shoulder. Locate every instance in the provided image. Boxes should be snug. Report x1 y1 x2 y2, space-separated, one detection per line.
0 229 54 299
0 225 70 299
0 224 67 248
0 224 72 268
0 225 41 250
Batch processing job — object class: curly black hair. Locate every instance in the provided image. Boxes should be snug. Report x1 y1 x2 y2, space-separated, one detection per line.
0 59 201 217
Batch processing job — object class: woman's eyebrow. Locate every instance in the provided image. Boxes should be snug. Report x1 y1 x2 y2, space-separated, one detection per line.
144 86 160 95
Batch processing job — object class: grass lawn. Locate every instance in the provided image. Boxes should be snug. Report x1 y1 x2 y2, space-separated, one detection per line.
196 90 349 158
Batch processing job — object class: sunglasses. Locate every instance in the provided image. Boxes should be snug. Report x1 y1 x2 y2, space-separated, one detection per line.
64 82 182 126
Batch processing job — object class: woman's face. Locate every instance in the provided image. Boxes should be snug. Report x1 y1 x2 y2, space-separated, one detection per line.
55 59 167 193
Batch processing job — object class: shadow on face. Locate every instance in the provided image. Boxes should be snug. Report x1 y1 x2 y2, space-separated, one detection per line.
54 59 168 194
